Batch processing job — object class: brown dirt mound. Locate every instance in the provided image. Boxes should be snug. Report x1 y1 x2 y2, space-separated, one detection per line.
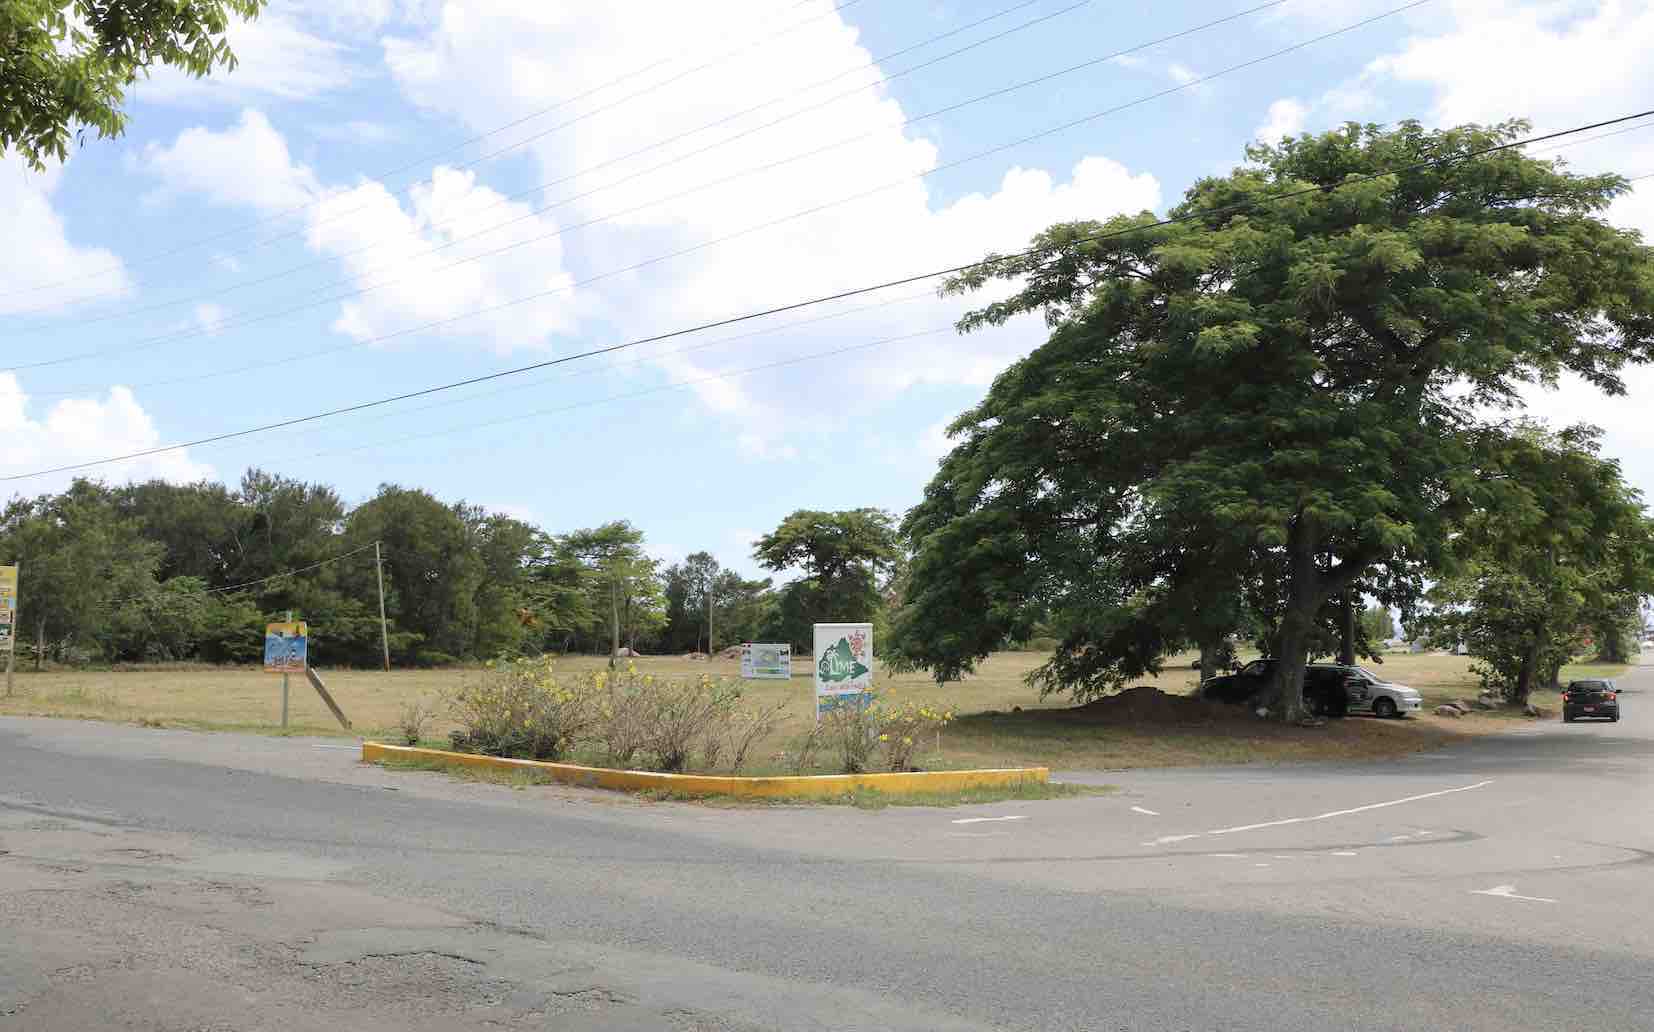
1039 686 1224 726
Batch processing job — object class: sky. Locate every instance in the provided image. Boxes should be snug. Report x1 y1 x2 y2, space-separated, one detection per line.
4 0 1654 577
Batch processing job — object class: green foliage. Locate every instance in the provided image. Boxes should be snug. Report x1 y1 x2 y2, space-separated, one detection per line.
754 508 898 650
896 119 1654 719
1419 425 1654 702
1360 605 1396 645
2 0 265 170
448 658 599 761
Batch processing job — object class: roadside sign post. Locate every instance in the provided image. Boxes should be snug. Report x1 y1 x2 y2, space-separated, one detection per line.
740 642 792 680
262 615 349 730
1 564 17 698
812 623 873 721
264 613 308 729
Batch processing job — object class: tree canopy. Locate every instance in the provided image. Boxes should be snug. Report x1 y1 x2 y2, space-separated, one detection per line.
891 119 1654 720
2 0 266 169
754 508 899 650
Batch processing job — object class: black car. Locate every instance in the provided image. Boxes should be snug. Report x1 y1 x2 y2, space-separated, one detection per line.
1562 680 1619 723
1200 659 1348 716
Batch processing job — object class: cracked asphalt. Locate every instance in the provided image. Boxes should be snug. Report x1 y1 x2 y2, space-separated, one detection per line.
3 654 1650 1030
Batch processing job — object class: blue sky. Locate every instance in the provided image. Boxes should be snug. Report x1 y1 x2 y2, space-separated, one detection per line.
4 0 1654 576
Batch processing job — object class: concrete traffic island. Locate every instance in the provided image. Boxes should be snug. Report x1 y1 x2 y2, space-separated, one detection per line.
362 741 1049 800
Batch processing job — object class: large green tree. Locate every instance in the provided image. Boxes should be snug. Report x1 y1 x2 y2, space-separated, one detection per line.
754 509 898 651
897 120 1654 720
0 479 161 667
2 0 265 169
1421 426 1654 703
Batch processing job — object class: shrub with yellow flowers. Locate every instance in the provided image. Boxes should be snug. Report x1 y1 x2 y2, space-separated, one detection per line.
447 657 599 761
873 698 955 772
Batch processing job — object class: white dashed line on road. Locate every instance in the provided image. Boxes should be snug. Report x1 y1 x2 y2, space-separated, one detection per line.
950 815 1027 825
1206 781 1494 837
1472 884 1557 903
1130 806 1160 816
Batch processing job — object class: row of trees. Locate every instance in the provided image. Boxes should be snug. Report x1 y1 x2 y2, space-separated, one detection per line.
885 120 1654 716
0 472 902 669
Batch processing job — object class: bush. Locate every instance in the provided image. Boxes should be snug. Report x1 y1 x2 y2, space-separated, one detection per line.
873 699 954 771
447 658 599 760
819 700 880 773
397 697 434 746
451 660 787 773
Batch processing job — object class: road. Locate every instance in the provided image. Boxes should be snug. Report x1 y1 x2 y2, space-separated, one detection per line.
3 656 1650 1031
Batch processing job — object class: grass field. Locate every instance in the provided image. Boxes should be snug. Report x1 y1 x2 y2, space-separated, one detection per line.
0 650 1632 771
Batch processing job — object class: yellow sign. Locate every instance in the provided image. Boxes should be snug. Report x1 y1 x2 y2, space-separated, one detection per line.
264 621 309 673
0 565 16 654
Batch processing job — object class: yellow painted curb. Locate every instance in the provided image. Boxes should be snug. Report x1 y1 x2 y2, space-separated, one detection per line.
361 742 1048 799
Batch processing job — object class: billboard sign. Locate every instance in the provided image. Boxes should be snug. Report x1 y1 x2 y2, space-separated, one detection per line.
740 642 792 679
0 565 15 654
813 623 872 718
264 621 309 673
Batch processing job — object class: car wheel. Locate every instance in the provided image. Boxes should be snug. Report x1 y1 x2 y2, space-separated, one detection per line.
1373 697 1398 719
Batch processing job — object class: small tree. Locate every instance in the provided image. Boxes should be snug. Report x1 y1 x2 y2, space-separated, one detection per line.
754 509 898 650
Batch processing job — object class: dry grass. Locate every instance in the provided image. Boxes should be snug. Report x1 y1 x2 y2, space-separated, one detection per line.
0 650 1629 770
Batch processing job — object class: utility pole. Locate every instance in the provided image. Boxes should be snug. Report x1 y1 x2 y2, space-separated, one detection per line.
707 576 714 658
374 541 391 672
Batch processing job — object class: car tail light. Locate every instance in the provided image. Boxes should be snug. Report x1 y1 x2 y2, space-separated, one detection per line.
1561 693 1570 702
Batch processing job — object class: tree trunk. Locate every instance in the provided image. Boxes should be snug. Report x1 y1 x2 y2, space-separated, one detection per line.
1512 630 1544 706
1338 589 1357 666
707 585 715 657
1271 516 1319 723
34 616 45 672
1197 632 1226 691
608 579 620 669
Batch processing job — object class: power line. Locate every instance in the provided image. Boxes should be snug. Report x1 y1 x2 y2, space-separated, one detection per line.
309 328 953 460
0 0 872 301
5 0 1397 384
9 0 1080 326
8 103 1646 484
97 541 382 607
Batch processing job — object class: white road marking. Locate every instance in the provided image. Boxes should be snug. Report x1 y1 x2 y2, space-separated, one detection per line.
1209 853 1247 858
1472 884 1557 903
1130 806 1160 816
311 745 358 751
1253 863 1271 867
1143 833 1202 846
1206 781 1494 837
1271 855 1295 860
1329 851 1359 857
950 815 1027 825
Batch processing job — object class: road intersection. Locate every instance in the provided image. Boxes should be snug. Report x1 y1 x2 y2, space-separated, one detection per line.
3 657 1649 1029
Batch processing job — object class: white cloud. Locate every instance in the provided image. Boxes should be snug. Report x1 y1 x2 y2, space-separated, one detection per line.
193 303 229 336
368 0 1168 456
0 374 212 490
1167 62 1200 87
143 111 578 352
0 155 133 315
1256 98 1309 142
134 11 356 104
143 110 321 212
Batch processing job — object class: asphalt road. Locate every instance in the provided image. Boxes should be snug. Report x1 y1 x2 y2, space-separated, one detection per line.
3 656 1651 1031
